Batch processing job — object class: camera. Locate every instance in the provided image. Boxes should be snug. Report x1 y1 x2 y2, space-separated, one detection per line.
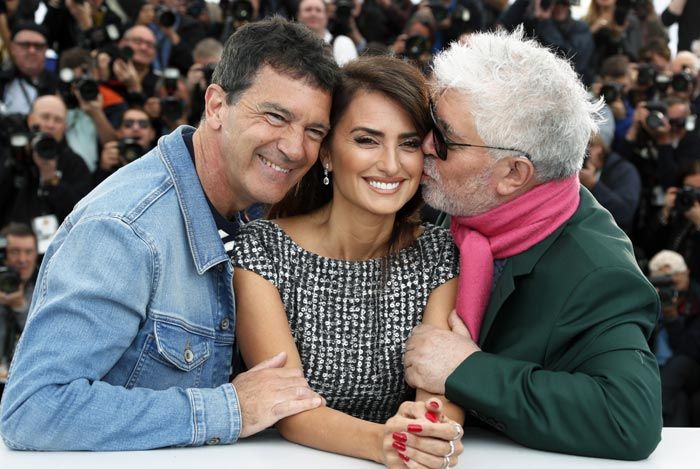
600 82 623 103
58 68 99 108
160 68 185 123
644 101 667 130
31 132 59 161
0 266 21 294
404 35 430 61
229 0 253 22
156 6 177 28
637 63 656 87
671 70 695 93
674 186 700 213
649 274 678 307
118 138 145 165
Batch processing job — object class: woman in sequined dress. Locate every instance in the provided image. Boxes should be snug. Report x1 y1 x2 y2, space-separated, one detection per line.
231 56 464 468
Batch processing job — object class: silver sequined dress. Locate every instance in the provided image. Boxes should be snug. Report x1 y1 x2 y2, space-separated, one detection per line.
231 220 459 423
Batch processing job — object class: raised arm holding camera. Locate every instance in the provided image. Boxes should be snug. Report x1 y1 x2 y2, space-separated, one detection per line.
0 95 92 230
94 107 155 186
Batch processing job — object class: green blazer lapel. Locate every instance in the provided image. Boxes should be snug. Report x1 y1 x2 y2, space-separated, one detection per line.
478 222 570 344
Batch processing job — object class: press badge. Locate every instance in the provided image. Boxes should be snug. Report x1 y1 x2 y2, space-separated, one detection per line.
32 214 59 254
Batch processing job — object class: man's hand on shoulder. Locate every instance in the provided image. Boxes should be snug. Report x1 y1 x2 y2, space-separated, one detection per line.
232 352 324 438
404 311 480 395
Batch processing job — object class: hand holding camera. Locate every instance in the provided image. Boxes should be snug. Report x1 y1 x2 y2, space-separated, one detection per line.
66 0 93 31
0 281 25 309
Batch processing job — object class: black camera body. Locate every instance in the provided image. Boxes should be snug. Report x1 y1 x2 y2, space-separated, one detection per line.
644 101 667 130
229 0 253 22
334 0 354 22
156 6 177 28
0 265 20 294
404 35 430 61
649 274 678 308
600 82 623 103
674 186 700 213
160 68 185 123
118 138 145 165
671 70 695 93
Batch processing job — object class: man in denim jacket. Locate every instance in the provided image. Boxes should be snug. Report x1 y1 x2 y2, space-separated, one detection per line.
0 18 338 450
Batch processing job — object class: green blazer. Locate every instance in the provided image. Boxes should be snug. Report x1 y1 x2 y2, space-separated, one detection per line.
443 188 662 460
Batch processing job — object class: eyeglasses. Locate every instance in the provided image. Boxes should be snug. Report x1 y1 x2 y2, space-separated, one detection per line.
123 119 151 129
126 36 156 49
429 102 531 161
13 41 47 51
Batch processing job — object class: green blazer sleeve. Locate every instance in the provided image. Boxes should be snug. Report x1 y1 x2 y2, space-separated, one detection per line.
445 265 662 460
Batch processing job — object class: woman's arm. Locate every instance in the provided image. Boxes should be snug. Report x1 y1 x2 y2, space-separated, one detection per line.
416 278 465 425
234 268 460 466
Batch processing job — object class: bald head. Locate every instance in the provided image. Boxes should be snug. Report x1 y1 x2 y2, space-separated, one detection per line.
28 95 68 142
121 25 157 67
672 51 700 75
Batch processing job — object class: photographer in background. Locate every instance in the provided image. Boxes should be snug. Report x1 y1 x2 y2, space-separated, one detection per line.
0 23 57 116
596 54 635 150
186 38 222 125
668 51 699 114
0 95 91 229
0 223 37 378
59 47 118 172
42 0 125 54
391 12 436 74
297 0 357 66
94 107 155 186
647 250 700 427
499 0 594 86
579 133 641 234
644 161 700 288
151 0 207 75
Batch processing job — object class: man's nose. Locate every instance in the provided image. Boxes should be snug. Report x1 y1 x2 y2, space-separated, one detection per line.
278 126 306 162
422 131 437 158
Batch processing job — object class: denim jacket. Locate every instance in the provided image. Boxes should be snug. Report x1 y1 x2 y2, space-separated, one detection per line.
1 126 240 450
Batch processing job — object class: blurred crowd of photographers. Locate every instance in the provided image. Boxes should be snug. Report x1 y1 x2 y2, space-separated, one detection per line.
0 0 699 423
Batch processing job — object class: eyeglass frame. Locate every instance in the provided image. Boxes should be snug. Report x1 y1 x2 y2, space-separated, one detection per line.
13 40 48 51
122 118 151 129
429 101 532 161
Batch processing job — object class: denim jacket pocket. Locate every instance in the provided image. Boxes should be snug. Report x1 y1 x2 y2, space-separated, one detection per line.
153 320 211 372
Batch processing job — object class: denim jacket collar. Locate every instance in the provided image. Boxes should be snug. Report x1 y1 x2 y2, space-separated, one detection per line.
157 125 229 274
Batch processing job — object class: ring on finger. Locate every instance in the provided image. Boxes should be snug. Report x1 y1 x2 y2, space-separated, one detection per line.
451 422 463 440
446 439 455 457
441 455 450 469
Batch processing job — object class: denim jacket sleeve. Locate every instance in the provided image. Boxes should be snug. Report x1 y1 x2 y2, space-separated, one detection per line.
0 216 241 450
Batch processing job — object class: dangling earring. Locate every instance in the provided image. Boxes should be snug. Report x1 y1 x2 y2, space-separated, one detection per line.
323 163 330 186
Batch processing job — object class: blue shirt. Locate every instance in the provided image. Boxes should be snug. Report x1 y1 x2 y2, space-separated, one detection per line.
1 126 241 450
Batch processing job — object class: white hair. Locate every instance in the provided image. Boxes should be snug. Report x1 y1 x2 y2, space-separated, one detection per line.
431 28 604 181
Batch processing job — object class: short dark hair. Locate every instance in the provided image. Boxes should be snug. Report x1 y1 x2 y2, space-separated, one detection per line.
640 38 671 62
600 55 629 80
1 223 36 243
270 56 430 253
211 16 339 105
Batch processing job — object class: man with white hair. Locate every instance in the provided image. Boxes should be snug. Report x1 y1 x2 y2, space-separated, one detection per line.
404 29 662 460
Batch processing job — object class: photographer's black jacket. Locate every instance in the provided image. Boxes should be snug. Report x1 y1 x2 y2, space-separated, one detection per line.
0 140 92 228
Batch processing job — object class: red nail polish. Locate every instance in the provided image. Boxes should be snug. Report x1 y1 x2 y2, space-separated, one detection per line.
393 432 407 442
398 452 410 462
425 411 439 423
407 424 423 433
429 401 440 409
392 441 406 451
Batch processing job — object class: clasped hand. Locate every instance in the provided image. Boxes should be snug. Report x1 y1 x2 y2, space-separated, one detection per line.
382 399 464 468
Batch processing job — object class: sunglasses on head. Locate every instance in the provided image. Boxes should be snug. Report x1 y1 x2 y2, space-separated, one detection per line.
429 101 531 161
123 119 150 129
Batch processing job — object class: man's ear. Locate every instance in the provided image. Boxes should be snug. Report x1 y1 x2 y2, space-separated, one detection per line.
495 157 536 197
203 84 227 130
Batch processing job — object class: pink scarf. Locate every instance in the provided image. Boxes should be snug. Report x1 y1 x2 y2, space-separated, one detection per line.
450 175 581 343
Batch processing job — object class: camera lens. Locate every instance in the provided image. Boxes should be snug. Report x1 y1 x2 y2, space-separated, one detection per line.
78 79 99 101
31 133 58 160
159 9 176 28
